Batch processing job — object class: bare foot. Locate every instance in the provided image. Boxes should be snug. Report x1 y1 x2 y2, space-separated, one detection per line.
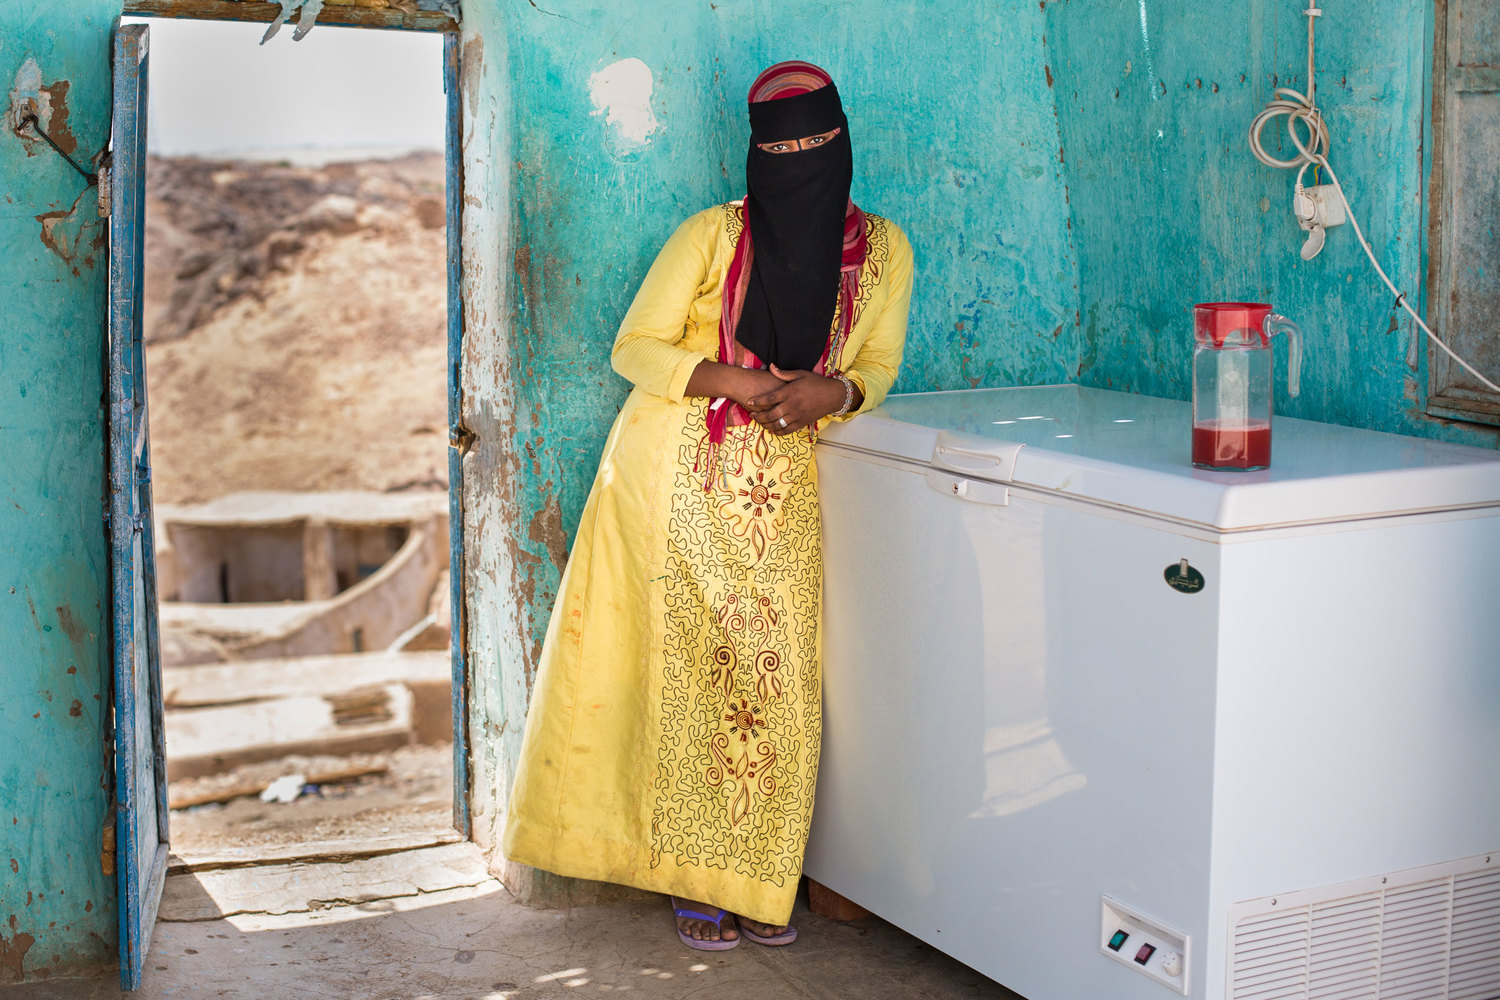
671 896 738 943
739 915 796 943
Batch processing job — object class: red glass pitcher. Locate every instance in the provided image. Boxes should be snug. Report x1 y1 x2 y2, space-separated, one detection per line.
1192 303 1302 471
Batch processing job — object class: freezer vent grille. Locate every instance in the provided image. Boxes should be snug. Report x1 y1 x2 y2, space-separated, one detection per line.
1451 869 1500 1000
1227 853 1500 1000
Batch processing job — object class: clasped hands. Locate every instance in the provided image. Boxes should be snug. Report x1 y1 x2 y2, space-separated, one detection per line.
742 365 849 435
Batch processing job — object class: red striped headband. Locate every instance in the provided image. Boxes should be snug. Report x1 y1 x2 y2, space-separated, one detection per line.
747 61 843 143
748 61 833 102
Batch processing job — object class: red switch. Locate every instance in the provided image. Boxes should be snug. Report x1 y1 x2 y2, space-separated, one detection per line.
1134 944 1156 965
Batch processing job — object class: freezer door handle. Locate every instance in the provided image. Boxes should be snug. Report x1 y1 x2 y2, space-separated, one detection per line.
926 470 1010 506
931 430 1023 482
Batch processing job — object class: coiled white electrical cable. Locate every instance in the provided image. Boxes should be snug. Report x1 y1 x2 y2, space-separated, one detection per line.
1248 85 1328 169
1248 1 1500 396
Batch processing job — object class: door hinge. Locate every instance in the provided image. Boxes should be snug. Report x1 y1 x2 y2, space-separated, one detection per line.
449 421 476 456
96 161 112 219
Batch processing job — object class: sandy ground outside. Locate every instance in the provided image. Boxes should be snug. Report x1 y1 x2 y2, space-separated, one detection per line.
169 743 455 858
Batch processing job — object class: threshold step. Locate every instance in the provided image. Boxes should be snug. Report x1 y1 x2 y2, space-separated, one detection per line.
168 828 464 873
158 841 491 921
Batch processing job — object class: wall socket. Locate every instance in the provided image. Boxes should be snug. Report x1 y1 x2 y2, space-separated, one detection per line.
1294 183 1346 231
1294 183 1347 260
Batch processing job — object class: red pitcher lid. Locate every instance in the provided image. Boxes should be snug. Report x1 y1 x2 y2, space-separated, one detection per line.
1194 302 1271 346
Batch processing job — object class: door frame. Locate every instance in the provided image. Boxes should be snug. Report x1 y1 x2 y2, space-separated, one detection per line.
108 22 170 992
108 5 470 987
441 29 471 836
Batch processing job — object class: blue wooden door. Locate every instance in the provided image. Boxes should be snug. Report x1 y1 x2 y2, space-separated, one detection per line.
108 23 169 992
444 30 471 837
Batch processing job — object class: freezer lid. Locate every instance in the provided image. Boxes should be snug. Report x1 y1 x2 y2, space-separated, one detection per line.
818 385 1500 530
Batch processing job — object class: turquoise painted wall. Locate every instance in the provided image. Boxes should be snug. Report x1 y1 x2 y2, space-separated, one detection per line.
1045 0 1499 448
0 0 121 982
2 0 1496 974
460 0 1077 849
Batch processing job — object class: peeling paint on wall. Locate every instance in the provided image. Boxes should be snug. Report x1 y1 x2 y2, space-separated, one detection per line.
7 65 80 160
1 922 37 982
526 495 567 577
588 57 660 155
38 81 76 154
7 57 44 134
9 58 102 273
35 186 102 268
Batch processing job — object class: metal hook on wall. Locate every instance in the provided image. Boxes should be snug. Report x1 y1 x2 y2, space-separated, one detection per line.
18 113 98 186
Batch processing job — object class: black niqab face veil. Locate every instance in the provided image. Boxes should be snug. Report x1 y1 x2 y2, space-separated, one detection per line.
737 84 853 371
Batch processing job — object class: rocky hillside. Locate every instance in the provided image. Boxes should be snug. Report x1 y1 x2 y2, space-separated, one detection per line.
143 153 449 504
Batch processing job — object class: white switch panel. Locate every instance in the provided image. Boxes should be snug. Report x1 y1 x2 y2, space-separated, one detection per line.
1100 896 1190 995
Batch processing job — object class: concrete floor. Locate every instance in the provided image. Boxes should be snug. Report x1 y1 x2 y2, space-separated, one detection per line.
14 844 1024 1000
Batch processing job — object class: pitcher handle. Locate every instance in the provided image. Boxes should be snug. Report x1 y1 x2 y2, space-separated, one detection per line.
1265 313 1303 398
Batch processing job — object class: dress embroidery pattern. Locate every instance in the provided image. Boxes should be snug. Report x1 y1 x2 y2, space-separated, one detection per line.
713 432 793 563
709 702 778 826
646 209 891 888
650 412 819 885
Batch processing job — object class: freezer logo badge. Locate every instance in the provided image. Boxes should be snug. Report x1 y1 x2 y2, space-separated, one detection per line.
1163 559 1205 594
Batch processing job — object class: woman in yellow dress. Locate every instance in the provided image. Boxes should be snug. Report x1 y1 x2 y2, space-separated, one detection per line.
502 60 914 950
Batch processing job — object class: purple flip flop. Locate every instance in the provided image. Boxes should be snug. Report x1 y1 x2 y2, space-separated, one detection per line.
671 898 740 951
739 919 798 947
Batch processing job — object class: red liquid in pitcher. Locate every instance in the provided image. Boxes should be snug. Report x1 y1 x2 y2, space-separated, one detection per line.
1193 420 1271 470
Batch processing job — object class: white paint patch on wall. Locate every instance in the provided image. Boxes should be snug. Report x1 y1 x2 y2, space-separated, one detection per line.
8 57 44 131
588 57 659 153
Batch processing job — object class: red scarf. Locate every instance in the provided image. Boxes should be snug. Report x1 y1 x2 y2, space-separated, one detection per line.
707 198 868 444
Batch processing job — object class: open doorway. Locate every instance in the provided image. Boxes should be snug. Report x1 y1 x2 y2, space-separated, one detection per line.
121 14 461 865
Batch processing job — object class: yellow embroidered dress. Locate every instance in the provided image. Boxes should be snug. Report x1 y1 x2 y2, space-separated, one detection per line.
501 202 914 925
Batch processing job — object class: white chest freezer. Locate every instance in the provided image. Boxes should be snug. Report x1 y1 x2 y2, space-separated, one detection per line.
807 385 1500 1000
